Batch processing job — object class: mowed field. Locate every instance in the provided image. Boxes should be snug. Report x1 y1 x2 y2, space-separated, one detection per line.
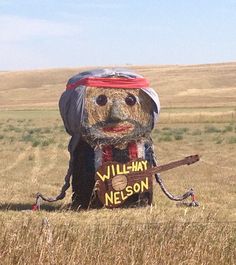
0 63 236 265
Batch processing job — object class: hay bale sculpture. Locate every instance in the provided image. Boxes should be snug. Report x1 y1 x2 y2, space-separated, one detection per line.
34 69 199 210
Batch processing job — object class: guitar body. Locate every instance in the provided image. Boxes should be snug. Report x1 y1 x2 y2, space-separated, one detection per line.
95 159 153 208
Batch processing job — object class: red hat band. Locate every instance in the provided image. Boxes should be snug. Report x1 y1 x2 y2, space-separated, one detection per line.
66 77 149 90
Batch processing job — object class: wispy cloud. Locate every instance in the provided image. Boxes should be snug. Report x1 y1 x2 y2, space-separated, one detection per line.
0 15 80 42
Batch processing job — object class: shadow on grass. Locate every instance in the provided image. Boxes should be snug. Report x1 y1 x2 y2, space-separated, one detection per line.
0 203 65 212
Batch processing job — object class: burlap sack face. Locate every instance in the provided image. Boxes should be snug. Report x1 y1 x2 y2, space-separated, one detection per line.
81 87 154 146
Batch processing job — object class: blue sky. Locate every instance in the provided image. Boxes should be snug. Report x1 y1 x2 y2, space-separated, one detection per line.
0 0 236 70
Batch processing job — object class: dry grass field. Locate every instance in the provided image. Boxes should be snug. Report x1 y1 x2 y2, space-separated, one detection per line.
0 63 236 265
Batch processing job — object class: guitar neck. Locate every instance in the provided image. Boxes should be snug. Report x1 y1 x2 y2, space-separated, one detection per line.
149 158 191 175
128 155 199 178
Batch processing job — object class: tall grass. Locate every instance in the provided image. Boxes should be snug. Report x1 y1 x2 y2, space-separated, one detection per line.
0 215 235 265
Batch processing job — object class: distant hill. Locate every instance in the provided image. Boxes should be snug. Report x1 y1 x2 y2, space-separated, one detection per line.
0 62 236 109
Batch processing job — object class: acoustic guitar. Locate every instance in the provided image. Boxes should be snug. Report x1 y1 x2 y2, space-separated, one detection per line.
95 155 199 208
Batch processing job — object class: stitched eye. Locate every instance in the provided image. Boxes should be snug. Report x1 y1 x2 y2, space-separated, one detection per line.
96 95 107 106
125 94 136 106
